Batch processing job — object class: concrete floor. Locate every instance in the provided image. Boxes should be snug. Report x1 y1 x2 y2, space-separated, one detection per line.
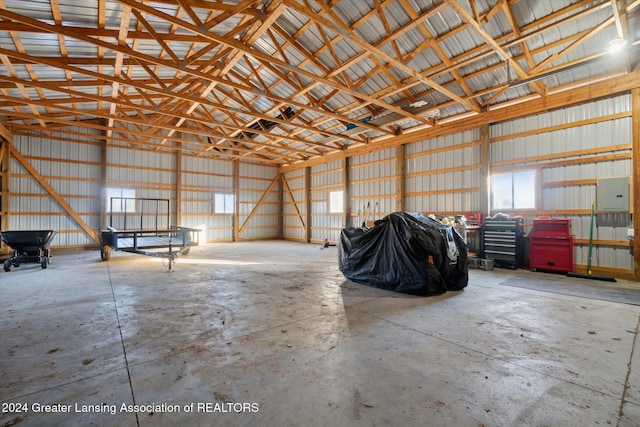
1 240 639 427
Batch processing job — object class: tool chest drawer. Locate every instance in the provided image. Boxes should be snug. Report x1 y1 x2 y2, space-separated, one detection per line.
483 219 524 269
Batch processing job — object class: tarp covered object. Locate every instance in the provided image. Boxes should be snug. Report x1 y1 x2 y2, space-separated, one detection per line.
339 212 468 295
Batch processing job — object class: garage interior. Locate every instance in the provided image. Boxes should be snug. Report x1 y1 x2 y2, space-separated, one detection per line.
1 0 640 426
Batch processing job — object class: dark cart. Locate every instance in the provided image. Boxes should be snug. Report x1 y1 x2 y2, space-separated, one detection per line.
1 230 58 272
99 197 199 269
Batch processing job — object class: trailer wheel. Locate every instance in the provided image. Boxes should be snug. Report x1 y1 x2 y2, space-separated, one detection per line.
3 259 11 272
41 257 48 269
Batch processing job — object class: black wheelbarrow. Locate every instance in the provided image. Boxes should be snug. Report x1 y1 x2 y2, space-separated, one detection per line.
1 230 57 272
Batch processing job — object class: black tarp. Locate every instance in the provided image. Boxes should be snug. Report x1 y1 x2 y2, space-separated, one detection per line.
338 212 468 295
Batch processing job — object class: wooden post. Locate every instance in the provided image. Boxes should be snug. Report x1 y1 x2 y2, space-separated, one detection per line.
305 166 311 243
233 159 240 242
632 87 640 281
396 145 404 213
278 173 284 239
480 121 490 218
99 129 107 229
0 131 11 255
342 157 350 228
0 123 11 143
175 136 182 226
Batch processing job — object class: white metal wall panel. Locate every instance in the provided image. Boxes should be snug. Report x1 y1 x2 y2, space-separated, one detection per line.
106 146 176 213
10 134 102 247
349 149 396 226
491 94 632 272
310 161 342 242
238 163 279 240
405 129 481 214
181 156 235 241
282 169 306 241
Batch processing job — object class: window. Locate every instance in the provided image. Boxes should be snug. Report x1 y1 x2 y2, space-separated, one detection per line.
105 188 136 213
214 193 235 214
491 170 536 210
329 190 343 214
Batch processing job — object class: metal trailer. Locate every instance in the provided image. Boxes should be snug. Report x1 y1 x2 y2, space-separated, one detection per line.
99 197 199 269
1 230 58 272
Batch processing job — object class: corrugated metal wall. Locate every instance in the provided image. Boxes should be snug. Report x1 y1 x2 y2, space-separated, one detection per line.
7 131 279 246
310 160 343 242
238 162 279 240
350 148 396 225
10 130 102 247
282 168 306 241
106 144 176 231
490 94 633 270
5 93 634 274
181 154 234 241
405 129 482 215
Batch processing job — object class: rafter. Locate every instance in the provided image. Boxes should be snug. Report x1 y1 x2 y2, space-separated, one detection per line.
0 43 367 149
284 0 479 113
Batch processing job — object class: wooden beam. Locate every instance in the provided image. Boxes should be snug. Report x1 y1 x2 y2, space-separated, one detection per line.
175 136 182 226
342 157 349 228
277 173 284 239
632 87 640 281
396 145 404 213
284 0 479 113
233 159 240 242
0 139 10 254
99 120 107 229
282 175 305 232
279 71 640 173
89 1 393 136
481 121 490 217
572 264 635 281
0 69 361 150
444 0 544 95
9 144 100 244
611 0 625 42
305 167 311 243
107 4 131 140
238 174 280 236
154 1 286 147
0 10 391 140
0 123 11 142
574 238 631 247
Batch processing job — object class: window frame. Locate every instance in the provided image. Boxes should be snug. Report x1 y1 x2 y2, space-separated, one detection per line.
490 169 537 211
214 193 235 214
329 190 344 214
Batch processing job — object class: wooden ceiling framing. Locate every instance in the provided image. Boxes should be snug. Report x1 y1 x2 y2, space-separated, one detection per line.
0 0 638 166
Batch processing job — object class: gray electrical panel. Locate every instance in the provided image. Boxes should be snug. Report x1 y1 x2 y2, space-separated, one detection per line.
597 176 630 212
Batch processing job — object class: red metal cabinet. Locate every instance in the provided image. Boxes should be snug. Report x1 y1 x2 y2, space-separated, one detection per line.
529 219 574 273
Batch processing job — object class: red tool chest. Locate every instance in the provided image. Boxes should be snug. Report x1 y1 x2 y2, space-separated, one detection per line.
529 219 574 273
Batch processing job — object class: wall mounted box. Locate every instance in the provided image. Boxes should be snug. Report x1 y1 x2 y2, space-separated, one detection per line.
597 176 629 212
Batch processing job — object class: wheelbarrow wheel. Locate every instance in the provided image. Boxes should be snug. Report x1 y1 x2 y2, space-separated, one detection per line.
41 257 48 269
100 245 111 261
3 259 11 272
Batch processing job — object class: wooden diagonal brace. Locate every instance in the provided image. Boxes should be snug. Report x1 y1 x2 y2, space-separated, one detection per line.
281 175 305 232
238 174 281 237
9 144 100 244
